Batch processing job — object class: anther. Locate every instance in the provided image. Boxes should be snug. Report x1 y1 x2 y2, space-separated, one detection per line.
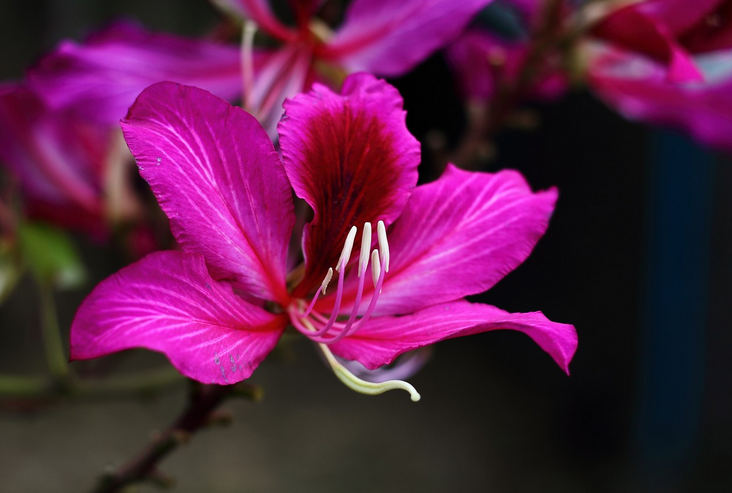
336 226 357 272
371 250 381 288
321 267 334 295
358 222 372 277
376 220 390 272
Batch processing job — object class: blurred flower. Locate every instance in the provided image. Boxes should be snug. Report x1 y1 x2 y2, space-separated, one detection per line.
0 83 131 236
27 21 245 125
443 0 570 167
215 0 495 131
446 29 568 104
0 21 255 239
70 74 576 399
584 0 732 151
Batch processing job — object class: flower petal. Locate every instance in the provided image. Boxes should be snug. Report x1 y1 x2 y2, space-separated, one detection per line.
71 251 286 384
591 3 703 82
636 0 723 36
336 164 556 315
323 0 493 76
677 1 732 53
588 45 732 153
28 21 243 124
0 84 106 233
330 300 577 374
278 73 420 295
121 82 293 303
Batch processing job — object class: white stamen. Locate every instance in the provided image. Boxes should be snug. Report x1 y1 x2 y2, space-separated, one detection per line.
371 249 381 287
321 267 334 295
335 226 357 272
358 222 372 277
319 343 421 402
377 220 390 272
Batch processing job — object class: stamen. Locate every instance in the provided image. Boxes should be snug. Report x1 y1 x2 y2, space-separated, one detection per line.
318 343 420 402
320 267 334 295
377 220 390 272
310 263 346 337
322 243 387 344
370 249 381 288
336 226 357 272
302 267 333 317
358 222 372 277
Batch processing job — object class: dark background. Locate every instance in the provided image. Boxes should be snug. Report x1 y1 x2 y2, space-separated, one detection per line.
1 1 731 491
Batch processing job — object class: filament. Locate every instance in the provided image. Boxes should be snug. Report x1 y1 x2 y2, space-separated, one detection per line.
241 20 257 111
319 343 420 402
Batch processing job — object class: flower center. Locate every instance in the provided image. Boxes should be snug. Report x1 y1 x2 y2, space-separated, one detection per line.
288 220 389 344
286 220 420 402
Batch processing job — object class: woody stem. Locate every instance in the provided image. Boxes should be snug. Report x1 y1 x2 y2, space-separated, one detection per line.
90 381 259 493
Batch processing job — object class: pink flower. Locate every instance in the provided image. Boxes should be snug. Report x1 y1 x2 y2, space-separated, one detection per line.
218 0 495 131
70 74 577 398
586 0 732 151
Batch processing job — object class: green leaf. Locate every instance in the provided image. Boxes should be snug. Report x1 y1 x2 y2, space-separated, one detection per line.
18 222 86 289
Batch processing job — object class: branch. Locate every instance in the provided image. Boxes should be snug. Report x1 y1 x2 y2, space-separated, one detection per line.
91 382 260 492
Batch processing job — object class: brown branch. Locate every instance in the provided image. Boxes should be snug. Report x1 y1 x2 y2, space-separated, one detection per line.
91 382 259 493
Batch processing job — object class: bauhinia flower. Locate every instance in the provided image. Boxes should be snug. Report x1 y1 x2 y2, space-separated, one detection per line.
216 0 496 131
583 0 732 151
70 73 577 400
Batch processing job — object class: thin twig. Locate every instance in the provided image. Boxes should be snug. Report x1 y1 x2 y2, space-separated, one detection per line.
91 382 259 493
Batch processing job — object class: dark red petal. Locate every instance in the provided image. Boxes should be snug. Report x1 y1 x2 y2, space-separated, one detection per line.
278 73 420 296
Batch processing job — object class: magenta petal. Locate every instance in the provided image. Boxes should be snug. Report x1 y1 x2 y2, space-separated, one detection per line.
279 73 420 295
71 251 286 384
121 82 293 303
677 1 732 53
330 300 577 374
28 21 243 124
637 0 723 36
324 0 493 76
349 164 557 315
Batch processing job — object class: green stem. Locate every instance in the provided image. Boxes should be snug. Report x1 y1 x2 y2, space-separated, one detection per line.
72 367 185 400
38 282 70 380
0 367 184 401
0 374 50 397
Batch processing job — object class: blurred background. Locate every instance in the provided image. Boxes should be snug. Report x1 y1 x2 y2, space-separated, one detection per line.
1 1 731 492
